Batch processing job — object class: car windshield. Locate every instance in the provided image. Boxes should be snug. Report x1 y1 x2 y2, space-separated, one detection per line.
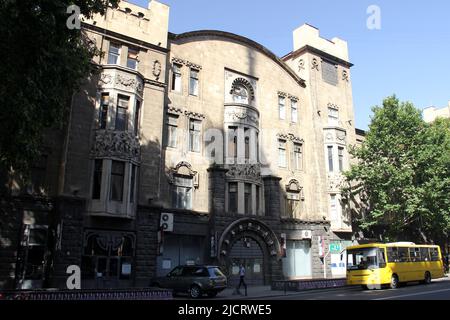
347 247 385 270
208 267 225 278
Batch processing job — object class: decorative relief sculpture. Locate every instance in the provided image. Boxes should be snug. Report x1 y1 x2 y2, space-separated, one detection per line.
277 91 288 98
167 106 183 115
342 70 349 82
298 59 305 71
152 60 162 80
186 61 202 70
327 102 339 110
311 57 320 71
277 133 304 144
226 164 261 182
91 130 141 162
184 110 206 120
328 173 345 191
230 78 255 101
167 161 198 187
288 94 299 102
225 109 259 127
171 57 186 65
114 73 144 94
100 73 112 85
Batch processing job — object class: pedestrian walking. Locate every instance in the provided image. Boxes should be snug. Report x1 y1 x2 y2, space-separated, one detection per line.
236 263 247 296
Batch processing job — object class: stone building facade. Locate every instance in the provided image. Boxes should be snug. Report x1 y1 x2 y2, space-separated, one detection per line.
0 1 365 289
423 102 450 123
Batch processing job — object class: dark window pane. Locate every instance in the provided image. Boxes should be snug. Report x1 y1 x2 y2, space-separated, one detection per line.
110 161 125 201
134 100 141 136
100 93 109 129
229 183 237 213
92 159 102 199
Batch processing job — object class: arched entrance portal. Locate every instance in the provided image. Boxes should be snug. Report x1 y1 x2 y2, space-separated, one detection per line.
217 218 281 286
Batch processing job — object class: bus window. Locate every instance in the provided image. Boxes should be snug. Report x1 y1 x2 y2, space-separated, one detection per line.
387 247 399 262
409 248 421 262
378 249 386 268
347 247 384 270
398 247 409 262
430 248 440 261
420 248 430 261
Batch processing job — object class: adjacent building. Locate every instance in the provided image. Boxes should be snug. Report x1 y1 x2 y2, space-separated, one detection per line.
423 102 450 123
0 0 364 289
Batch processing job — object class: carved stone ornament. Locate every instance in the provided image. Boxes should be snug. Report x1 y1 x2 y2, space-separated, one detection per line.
115 74 143 93
298 59 305 71
277 91 288 98
167 106 183 115
230 78 255 101
100 73 112 85
186 61 202 70
288 94 299 102
152 60 162 80
277 133 304 144
311 58 320 71
184 110 206 120
337 132 346 142
226 164 261 182
226 110 259 127
167 161 198 187
171 57 186 65
328 173 345 191
342 70 349 82
327 103 339 110
91 130 140 162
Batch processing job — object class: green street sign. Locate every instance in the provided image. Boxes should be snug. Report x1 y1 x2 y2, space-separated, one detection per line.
329 243 342 253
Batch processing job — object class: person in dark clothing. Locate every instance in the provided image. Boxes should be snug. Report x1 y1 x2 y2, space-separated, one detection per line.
236 263 247 296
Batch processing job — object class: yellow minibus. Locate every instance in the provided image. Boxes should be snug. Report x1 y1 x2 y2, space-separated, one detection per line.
346 242 445 289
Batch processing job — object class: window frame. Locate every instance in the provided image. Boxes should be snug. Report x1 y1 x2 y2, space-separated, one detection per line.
116 95 129 131
126 48 139 70
189 68 199 96
107 43 121 65
110 161 125 202
278 139 287 168
278 96 286 120
171 63 182 93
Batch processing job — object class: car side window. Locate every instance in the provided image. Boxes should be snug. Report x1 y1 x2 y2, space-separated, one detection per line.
192 267 208 277
169 266 183 277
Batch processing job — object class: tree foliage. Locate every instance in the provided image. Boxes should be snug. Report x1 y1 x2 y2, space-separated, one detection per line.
343 95 450 244
0 0 118 174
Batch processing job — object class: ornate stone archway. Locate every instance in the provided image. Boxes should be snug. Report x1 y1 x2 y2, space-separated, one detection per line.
217 218 282 284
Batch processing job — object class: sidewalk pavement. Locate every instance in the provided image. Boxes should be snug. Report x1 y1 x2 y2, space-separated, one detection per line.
215 286 323 300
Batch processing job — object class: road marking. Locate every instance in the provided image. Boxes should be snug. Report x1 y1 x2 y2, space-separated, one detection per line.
374 287 450 300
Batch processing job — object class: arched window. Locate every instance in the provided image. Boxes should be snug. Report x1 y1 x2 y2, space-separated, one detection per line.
232 84 249 104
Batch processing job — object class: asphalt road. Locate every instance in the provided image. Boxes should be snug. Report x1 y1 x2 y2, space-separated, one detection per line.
254 278 450 300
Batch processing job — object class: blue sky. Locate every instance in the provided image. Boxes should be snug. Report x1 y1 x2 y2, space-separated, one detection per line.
128 0 450 130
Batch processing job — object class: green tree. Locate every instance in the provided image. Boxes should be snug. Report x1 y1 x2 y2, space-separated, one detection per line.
0 0 118 175
343 95 450 244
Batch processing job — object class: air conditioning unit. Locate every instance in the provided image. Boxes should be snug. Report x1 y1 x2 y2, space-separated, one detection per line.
301 230 312 240
160 212 174 232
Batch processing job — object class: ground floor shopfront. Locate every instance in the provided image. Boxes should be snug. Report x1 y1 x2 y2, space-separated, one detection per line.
1 196 345 290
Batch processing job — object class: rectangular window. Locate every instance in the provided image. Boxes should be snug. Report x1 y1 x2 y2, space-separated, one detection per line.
338 147 344 172
189 119 201 152
291 100 298 123
330 194 337 221
228 182 238 213
256 132 259 162
92 159 103 199
278 96 286 120
244 183 252 214
130 164 136 203
189 69 199 96
293 143 302 171
99 93 109 129
255 185 260 215
244 128 250 160
328 107 339 126
134 100 141 136
172 63 182 92
167 114 178 148
278 140 287 168
126 48 138 70
116 95 129 131
107 43 120 65
327 146 334 172
322 60 338 86
110 161 125 201
228 127 237 159
172 176 193 209
286 193 300 218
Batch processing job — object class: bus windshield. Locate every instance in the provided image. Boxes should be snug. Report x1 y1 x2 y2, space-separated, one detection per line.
347 247 386 270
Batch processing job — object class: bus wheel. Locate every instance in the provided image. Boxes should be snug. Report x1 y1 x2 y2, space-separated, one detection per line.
423 271 432 285
390 275 399 289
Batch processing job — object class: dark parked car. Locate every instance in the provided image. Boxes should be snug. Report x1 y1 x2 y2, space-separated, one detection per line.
151 265 227 298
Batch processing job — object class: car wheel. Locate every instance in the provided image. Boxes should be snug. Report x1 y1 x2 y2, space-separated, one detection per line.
361 285 369 290
424 271 432 284
390 274 399 289
207 291 218 298
189 285 202 299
